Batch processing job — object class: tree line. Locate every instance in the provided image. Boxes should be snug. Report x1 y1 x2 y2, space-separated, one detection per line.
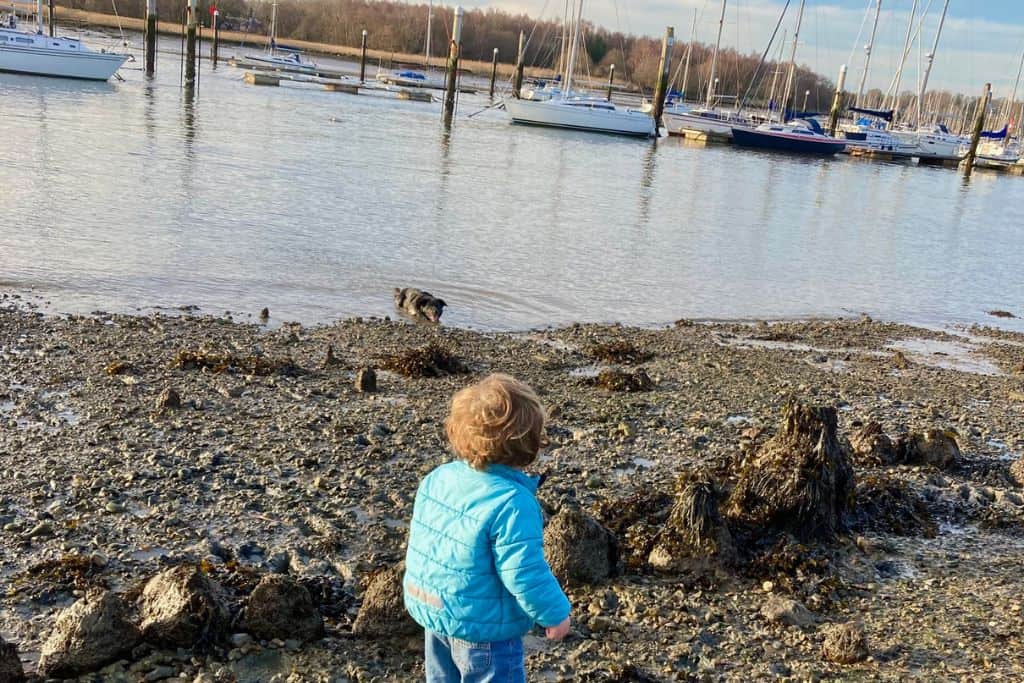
62 0 840 105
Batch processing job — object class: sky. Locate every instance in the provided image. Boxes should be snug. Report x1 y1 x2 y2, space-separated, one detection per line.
452 0 1024 96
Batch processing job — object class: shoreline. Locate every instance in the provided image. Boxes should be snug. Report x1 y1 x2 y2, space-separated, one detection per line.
2 304 1024 680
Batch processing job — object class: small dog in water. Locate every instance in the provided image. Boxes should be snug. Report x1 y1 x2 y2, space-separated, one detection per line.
394 288 447 323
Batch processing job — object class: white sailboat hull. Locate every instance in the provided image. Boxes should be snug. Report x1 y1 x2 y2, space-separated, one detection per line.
505 97 655 137
662 108 736 137
242 54 318 74
0 29 127 80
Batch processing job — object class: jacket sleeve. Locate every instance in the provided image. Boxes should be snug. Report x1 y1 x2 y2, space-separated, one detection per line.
490 493 571 628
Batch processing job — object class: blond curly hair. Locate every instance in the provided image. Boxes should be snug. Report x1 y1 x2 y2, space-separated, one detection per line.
446 374 546 470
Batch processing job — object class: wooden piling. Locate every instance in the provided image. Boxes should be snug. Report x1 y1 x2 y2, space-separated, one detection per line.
244 72 280 86
606 64 615 101
489 47 498 99
962 82 991 178
650 26 675 135
185 0 197 85
144 0 157 74
442 6 464 125
513 30 524 98
827 64 847 137
47 0 54 36
359 29 368 83
211 10 219 67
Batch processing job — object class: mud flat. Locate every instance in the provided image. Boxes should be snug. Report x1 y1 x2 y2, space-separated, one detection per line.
2 296 1024 681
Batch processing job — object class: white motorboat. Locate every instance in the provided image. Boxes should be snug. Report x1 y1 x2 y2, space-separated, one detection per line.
0 10 127 80
505 96 656 137
375 69 444 89
972 139 1021 170
662 103 751 138
891 124 965 161
504 0 655 138
837 124 916 157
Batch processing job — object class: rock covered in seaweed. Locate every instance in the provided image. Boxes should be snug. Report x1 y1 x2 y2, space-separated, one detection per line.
543 507 619 585
352 562 418 637
848 422 896 466
821 622 869 664
647 474 736 577
37 591 140 678
139 565 229 648
726 402 854 540
240 575 324 643
849 475 937 538
0 634 24 683
897 429 960 469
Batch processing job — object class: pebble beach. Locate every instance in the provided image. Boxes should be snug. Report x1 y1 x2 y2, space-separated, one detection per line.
2 294 1024 682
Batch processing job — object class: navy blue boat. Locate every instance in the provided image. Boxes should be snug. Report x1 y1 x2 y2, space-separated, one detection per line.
731 119 846 156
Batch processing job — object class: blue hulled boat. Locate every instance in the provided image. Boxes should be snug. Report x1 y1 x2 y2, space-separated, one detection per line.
731 119 846 156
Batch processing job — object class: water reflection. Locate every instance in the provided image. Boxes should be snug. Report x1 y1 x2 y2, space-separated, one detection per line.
1 38 1024 333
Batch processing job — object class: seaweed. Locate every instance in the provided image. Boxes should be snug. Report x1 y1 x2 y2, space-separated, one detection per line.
592 490 673 571
591 368 653 392
7 555 105 603
104 360 134 376
848 475 937 538
584 341 653 365
173 348 304 376
381 342 467 378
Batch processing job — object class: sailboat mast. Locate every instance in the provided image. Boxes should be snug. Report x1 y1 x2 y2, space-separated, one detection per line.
917 0 950 127
557 0 571 79
562 0 584 97
856 0 882 106
1004 48 1024 130
781 0 806 121
705 0 727 108
767 29 786 119
269 0 278 55
888 0 917 121
681 8 697 101
425 0 433 67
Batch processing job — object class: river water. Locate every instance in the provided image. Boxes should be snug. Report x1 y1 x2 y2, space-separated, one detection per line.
2 31 1023 331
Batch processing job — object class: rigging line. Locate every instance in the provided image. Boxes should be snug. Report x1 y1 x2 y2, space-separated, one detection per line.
845 0 872 69
108 0 127 47
737 0 791 112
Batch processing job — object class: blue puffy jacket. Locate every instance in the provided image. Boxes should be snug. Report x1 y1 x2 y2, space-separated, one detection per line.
403 460 571 642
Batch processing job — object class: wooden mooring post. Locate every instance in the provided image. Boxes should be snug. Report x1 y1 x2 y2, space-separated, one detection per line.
650 26 675 135
185 0 197 85
962 82 991 177
827 64 847 137
606 64 615 101
211 10 219 67
359 29 368 83
489 47 498 99
144 0 157 74
47 0 54 36
513 30 524 98
442 6 464 125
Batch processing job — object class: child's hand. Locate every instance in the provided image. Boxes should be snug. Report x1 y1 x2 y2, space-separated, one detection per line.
546 616 571 641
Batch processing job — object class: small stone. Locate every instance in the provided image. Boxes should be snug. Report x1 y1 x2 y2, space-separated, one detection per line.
259 307 270 320
229 633 253 648
761 595 816 628
762 581 775 593
822 622 869 664
91 552 109 568
283 639 301 653
156 387 182 411
26 521 53 538
354 367 377 393
105 502 126 514
145 665 177 681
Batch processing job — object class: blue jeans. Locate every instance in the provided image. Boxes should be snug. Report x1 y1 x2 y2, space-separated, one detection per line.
424 630 525 683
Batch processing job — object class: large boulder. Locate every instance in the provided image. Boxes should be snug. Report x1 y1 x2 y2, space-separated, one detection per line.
647 474 736 577
897 429 960 469
352 562 418 637
0 635 25 683
140 566 229 647
822 622 869 664
727 402 854 540
240 575 324 643
37 591 140 678
543 508 618 585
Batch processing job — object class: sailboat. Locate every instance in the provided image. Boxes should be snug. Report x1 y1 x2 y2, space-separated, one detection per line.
243 0 317 73
375 0 445 89
0 1 127 80
661 0 751 138
503 0 655 137
730 0 845 155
